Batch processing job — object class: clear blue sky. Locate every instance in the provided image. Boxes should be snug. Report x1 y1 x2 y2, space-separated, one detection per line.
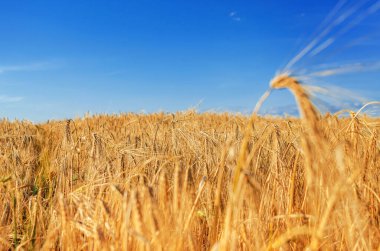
1 0 380 121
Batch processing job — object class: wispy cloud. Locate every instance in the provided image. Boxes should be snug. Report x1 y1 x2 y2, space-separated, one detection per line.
0 62 53 74
0 95 23 103
307 61 380 77
229 11 241 22
260 104 299 117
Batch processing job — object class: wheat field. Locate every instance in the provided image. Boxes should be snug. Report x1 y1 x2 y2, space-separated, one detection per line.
0 79 380 250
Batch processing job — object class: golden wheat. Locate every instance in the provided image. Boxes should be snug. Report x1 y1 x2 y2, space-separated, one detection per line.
0 107 378 250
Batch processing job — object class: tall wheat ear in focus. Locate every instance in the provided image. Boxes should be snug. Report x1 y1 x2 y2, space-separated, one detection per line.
269 73 376 250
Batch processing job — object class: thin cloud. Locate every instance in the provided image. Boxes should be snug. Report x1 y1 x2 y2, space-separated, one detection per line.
229 11 241 22
0 95 23 103
260 104 299 117
307 61 380 77
0 62 53 74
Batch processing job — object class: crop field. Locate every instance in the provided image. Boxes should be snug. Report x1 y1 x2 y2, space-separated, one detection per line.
1 0 380 250
1 80 380 250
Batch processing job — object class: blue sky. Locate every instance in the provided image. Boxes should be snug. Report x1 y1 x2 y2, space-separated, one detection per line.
0 0 380 121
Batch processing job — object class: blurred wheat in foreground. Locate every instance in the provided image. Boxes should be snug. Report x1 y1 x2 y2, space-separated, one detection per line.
0 95 380 250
